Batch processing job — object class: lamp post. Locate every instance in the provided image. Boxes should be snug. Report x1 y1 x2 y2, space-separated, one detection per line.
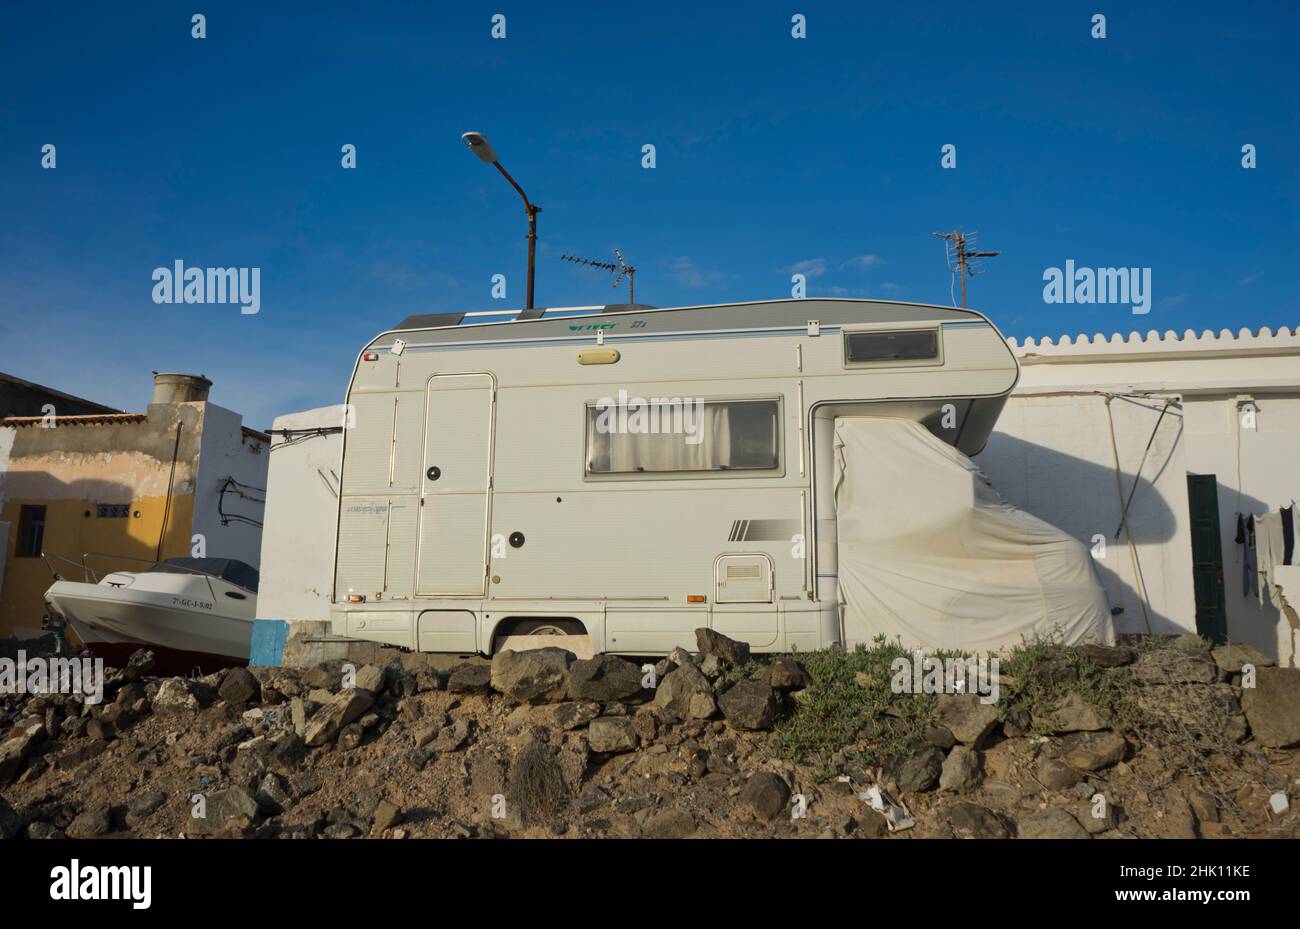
461 131 542 313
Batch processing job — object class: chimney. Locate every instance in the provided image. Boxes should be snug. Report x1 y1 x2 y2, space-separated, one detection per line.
152 372 212 404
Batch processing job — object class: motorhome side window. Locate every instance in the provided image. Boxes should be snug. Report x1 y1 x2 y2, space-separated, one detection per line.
585 398 780 475
844 329 938 363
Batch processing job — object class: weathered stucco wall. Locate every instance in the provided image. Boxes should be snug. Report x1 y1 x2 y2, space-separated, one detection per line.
0 403 203 638
191 402 268 569
981 326 1300 664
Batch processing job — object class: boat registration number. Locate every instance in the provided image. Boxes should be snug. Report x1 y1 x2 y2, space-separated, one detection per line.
172 597 214 611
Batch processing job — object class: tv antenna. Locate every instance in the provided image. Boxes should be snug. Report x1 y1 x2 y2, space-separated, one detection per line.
561 248 637 303
933 229 999 308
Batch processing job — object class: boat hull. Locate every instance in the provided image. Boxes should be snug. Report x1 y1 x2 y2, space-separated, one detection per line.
46 580 254 676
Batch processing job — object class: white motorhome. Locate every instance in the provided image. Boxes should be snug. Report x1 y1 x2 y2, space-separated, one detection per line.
325 297 1103 657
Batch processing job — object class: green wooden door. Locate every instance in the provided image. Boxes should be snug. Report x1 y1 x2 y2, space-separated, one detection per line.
1186 474 1228 644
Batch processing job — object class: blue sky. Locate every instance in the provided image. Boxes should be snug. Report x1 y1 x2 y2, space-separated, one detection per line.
1 1 1296 429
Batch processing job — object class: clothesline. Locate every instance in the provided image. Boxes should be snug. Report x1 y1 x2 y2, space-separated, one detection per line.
1235 503 1299 606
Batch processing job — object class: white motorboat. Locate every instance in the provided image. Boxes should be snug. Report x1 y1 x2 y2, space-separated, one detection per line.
44 557 259 675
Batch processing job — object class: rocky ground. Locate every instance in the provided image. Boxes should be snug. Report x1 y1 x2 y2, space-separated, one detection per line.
2 630 1298 839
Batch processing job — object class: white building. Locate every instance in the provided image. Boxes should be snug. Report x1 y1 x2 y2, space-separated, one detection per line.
982 325 1300 665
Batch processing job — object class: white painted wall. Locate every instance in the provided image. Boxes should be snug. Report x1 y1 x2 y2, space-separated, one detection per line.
255 405 345 623
977 326 1300 663
193 402 268 567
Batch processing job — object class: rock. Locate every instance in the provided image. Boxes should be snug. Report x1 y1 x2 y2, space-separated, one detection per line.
433 716 472 753
218 667 260 706
352 664 386 694
0 721 45 783
718 679 776 731
1017 809 1089 839
120 648 156 681
1074 797 1118 834
153 678 201 713
936 694 1000 747
125 790 167 827
1212 642 1274 674
568 655 644 702
1039 692 1109 733
924 725 957 749
688 691 718 720
1241 667 1300 748
1156 789 1200 839
669 646 696 668
853 808 890 837
579 784 611 814
588 717 639 753
1077 644 1136 667
338 723 365 751
643 809 696 838
768 657 811 690
67 805 113 838
1186 787 1219 823
1132 649 1216 684
545 701 602 730
939 746 984 792
0 797 23 840
654 661 710 718
188 786 259 836
304 689 375 747
490 648 574 703
695 628 750 667
698 654 722 679
267 732 307 774
255 773 292 814
447 663 492 694
372 799 402 833
1037 756 1082 791
741 771 790 820
1060 731 1127 771
948 802 1010 838
893 744 945 793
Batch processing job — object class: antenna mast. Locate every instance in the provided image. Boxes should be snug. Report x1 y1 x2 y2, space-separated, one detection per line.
932 229 999 308
561 248 637 303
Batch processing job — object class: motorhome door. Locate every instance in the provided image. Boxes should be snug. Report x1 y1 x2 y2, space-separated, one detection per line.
416 373 495 595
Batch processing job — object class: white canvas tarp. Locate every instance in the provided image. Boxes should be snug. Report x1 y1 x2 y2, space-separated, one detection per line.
834 417 1114 653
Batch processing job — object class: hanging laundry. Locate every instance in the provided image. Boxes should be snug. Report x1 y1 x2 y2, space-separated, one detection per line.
1243 514 1258 598
1283 504 1296 567
1256 511 1286 606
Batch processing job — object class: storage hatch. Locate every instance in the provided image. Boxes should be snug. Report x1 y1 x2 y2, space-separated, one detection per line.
715 553 774 603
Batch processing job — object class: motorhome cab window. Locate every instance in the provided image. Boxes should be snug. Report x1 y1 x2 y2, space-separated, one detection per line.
585 398 780 475
844 329 939 363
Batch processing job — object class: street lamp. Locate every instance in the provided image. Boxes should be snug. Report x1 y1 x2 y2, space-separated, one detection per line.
461 131 542 313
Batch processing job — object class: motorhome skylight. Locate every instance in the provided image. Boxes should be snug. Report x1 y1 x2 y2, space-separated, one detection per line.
844 329 939 363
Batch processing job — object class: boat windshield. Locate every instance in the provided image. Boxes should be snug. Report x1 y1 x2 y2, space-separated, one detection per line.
147 557 260 593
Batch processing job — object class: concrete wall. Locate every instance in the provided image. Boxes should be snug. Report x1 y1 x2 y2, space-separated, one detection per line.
192 403 268 568
255 406 344 624
979 326 1300 664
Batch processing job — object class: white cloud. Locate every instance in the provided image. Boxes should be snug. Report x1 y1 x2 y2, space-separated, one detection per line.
785 258 828 278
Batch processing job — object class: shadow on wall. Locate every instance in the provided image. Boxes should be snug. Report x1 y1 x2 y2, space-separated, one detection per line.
0 471 191 637
977 425 1185 636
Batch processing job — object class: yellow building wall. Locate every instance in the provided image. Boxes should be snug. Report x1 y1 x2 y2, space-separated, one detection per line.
0 405 207 639
0 493 195 638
